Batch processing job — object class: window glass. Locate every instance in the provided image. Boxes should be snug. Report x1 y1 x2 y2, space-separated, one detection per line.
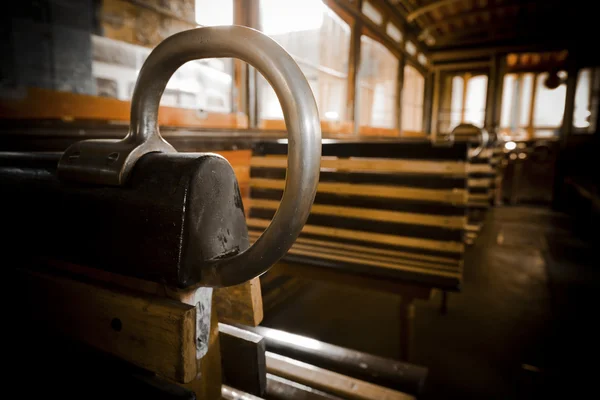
406 41 417 56
91 35 233 113
572 68 600 132
258 0 350 122
357 36 399 129
196 0 233 25
533 72 567 127
362 1 383 24
464 75 487 127
386 22 402 43
401 64 424 132
449 75 464 131
500 74 515 128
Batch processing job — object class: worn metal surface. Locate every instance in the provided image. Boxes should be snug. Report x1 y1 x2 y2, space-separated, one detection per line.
53 25 321 286
1 152 248 288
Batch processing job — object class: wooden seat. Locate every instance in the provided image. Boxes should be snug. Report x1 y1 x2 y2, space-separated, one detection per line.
248 140 469 292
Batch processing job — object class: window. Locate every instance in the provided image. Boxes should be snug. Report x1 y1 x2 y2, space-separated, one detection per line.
406 41 417 56
258 0 351 122
196 0 233 25
439 73 487 133
362 1 383 25
449 76 464 131
573 67 600 133
386 22 403 43
464 75 488 127
91 2 234 114
402 64 424 132
533 72 567 129
358 36 399 129
500 71 567 139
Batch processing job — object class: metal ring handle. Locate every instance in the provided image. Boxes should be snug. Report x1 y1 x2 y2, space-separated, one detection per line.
140 26 320 286
59 26 321 287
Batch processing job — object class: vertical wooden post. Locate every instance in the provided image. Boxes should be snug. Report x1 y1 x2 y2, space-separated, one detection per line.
397 55 405 134
527 74 538 140
398 296 415 361
348 18 362 135
431 69 441 140
423 70 434 135
461 73 469 123
485 55 496 132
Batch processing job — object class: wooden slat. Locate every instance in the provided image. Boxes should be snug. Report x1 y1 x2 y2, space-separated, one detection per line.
214 277 263 326
250 179 468 204
288 243 460 273
0 88 248 128
266 353 415 400
467 163 494 174
18 268 197 383
251 156 467 176
218 323 266 396
248 231 459 272
248 232 461 266
283 246 461 279
468 178 493 188
248 198 467 229
468 193 493 201
247 218 465 254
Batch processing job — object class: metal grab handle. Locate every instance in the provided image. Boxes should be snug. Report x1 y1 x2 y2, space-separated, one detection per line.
58 26 322 287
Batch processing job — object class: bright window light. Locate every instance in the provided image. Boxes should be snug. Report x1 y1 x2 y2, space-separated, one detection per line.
260 0 325 35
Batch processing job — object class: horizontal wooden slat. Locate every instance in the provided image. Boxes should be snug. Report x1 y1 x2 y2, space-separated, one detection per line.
468 178 493 188
247 218 465 254
250 179 468 204
467 163 494 174
468 193 493 201
282 247 461 278
290 243 459 273
266 352 415 400
248 232 461 266
251 156 467 176
248 198 467 229
17 268 197 383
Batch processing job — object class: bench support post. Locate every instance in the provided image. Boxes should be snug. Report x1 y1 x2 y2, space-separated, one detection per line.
440 291 448 315
399 296 415 361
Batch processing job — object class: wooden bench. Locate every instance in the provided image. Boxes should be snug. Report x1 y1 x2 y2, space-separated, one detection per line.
247 140 470 359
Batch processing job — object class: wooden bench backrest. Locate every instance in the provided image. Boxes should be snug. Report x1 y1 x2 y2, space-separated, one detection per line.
247 141 469 289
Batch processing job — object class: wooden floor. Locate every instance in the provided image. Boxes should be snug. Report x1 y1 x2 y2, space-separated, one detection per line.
261 206 600 399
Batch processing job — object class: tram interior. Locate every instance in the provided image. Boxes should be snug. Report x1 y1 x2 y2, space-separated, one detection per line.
2 1 599 399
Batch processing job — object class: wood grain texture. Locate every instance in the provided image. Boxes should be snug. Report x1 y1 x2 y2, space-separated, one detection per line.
248 198 467 228
266 352 415 400
252 156 467 176
250 178 468 204
18 268 197 383
247 218 465 254
248 232 461 265
0 87 249 128
214 278 263 326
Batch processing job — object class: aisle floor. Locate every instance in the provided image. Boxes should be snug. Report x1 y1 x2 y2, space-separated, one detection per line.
261 206 600 399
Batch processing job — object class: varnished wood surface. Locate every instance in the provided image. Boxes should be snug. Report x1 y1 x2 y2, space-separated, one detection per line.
249 179 468 204
248 198 467 228
0 88 249 129
17 268 197 383
252 156 467 176
266 353 416 400
214 278 263 326
248 219 464 254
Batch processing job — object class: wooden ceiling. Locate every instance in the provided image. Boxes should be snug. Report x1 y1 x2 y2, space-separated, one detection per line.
386 0 592 52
